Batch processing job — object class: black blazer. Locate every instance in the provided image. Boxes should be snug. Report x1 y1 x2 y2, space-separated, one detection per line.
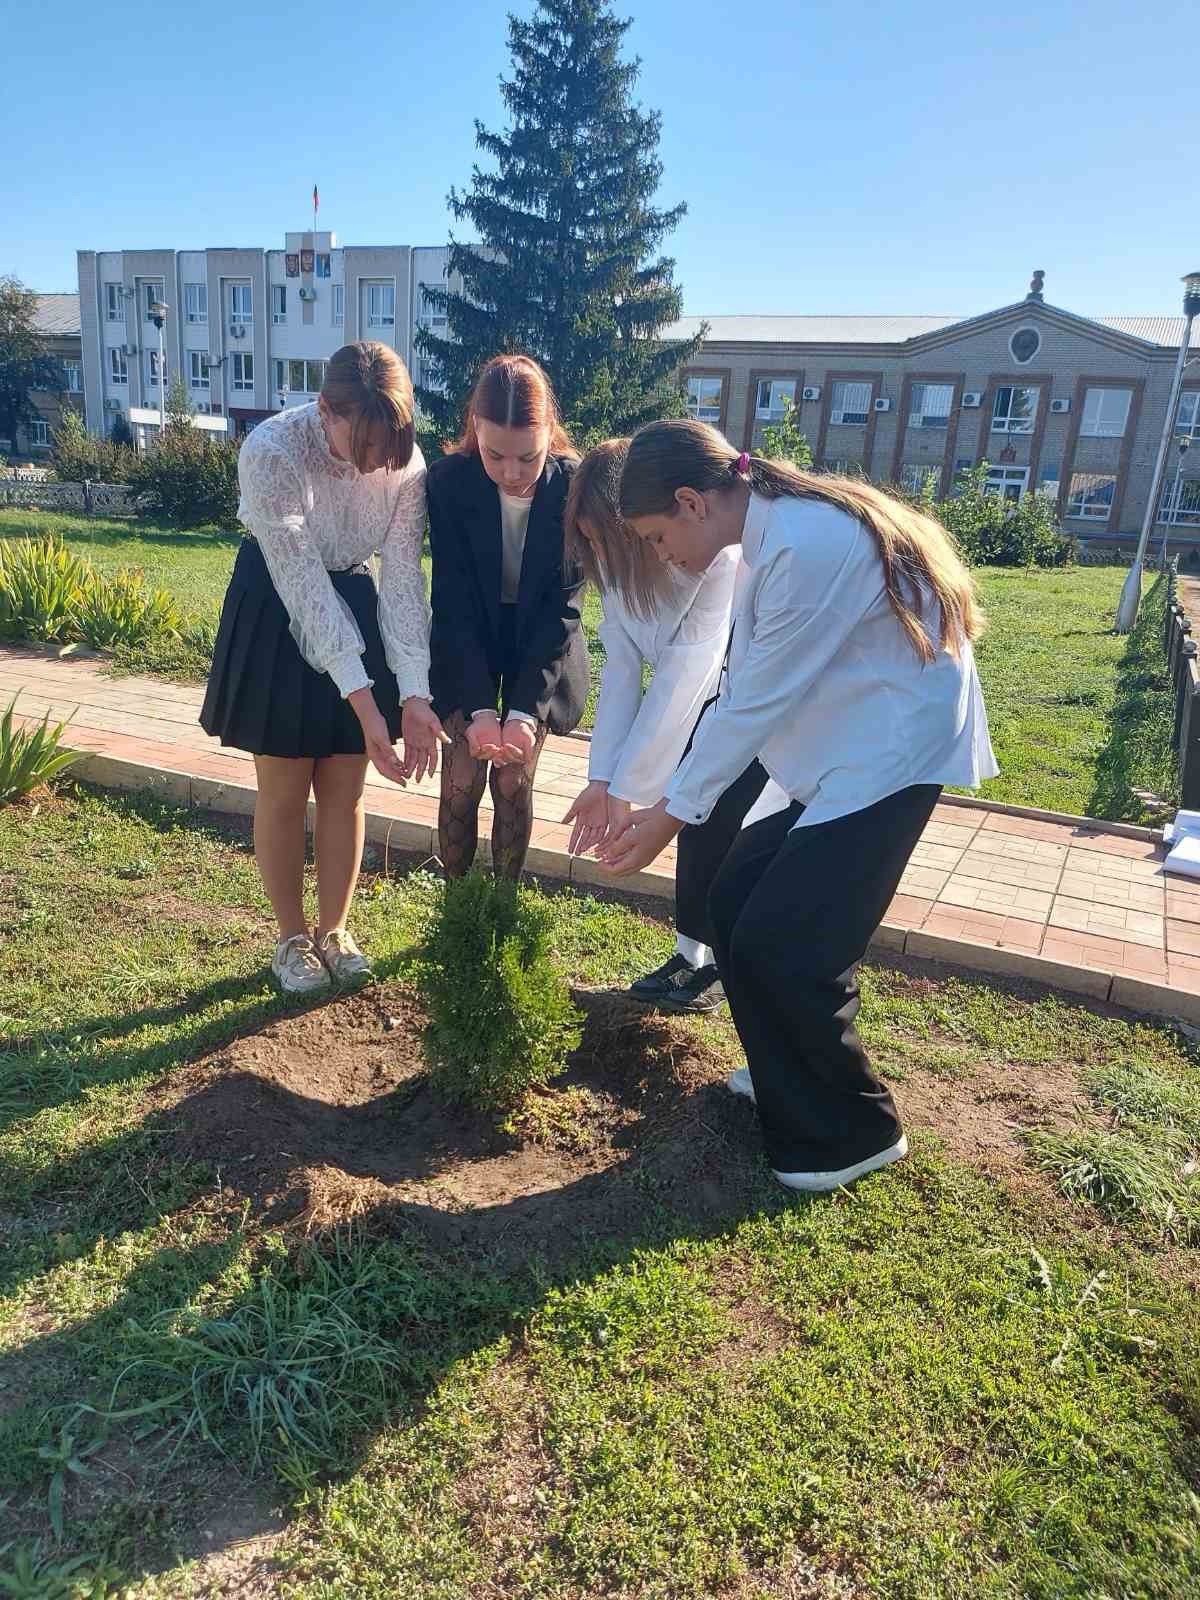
426 450 588 735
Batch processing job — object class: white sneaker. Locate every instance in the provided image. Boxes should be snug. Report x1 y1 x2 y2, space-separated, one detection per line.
773 1135 909 1194
726 1067 756 1102
317 928 373 982
271 933 332 995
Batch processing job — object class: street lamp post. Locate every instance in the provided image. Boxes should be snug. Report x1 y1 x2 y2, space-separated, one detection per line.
148 298 169 444
1115 271 1200 633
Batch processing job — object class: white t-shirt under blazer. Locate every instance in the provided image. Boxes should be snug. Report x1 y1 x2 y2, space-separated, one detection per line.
237 402 430 701
666 492 998 830
588 546 740 808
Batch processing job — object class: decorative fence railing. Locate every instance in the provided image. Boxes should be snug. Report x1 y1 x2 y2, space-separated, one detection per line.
1164 561 1200 808
0 479 140 515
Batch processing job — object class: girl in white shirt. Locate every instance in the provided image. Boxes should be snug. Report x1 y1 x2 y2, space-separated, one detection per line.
602 419 997 1194
201 343 443 994
561 438 751 1012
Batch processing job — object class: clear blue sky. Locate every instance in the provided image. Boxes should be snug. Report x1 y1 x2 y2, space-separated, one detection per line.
1 0 1195 319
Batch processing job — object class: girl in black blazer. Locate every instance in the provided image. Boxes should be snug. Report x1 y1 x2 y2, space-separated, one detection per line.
427 354 587 879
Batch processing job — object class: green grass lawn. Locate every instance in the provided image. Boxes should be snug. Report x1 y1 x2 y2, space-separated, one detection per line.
1 784 1198 1597
0 511 1178 822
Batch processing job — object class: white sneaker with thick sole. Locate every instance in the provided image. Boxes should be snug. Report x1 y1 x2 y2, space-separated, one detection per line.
773 1135 909 1194
317 928 373 982
726 1067 756 1102
272 933 332 995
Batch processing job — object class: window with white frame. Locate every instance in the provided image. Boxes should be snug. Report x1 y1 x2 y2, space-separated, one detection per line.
109 347 128 384
189 351 210 390
231 352 254 391
1080 387 1132 439
365 282 395 330
146 350 163 389
30 419 50 447
985 465 1029 502
831 380 872 426
272 284 287 324
184 283 207 324
755 378 796 421
332 283 344 326
105 283 125 322
315 253 331 279
908 382 954 430
229 284 253 325
1178 392 1200 438
419 287 447 330
143 281 164 320
1159 477 1200 527
991 385 1038 433
1066 472 1116 520
63 361 82 393
285 358 328 394
900 463 940 494
1038 463 1061 500
685 375 723 423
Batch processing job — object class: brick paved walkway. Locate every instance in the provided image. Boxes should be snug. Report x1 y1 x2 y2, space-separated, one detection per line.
4 643 1198 1023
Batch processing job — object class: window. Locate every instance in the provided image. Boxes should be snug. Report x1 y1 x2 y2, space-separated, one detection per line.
272 284 287 324
1178 392 1200 438
1038 463 1061 500
991 385 1038 433
1009 327 1041 365
1080 387 1132 439
1159 478 1200 527
189 351 210 390
755 378 796 421
105 283 125 322
365 282 395 330
985 466 1028 502
831 380 872 426
146 349 166 389
109 347 127 384
824 458 863 477
332 283 344 327
1066 472 1116 520
685 375 723 423
286 358 327 393
63 361 82 393
229 284 253 325
908 382 953 430
184 283 207 324
143 281 164 320
232 352 254 391
419 287 447 331
30 419 49 447
900 463 940 494
315 253 331 279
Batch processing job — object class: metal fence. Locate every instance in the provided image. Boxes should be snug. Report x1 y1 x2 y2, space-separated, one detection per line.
1164 562 1200 808
0 479 140 515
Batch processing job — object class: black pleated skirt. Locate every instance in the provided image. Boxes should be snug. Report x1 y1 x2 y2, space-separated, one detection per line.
199 539 402 758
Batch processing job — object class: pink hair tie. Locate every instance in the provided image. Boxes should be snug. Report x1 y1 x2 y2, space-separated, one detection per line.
734 451 750 476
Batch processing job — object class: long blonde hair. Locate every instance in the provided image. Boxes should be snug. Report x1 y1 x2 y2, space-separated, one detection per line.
564 439 675 619
619 419 982 662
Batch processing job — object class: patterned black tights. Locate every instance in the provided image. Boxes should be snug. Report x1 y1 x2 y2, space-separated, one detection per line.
437 710 549 880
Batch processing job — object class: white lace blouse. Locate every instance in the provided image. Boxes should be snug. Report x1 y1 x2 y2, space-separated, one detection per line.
236 403 430 700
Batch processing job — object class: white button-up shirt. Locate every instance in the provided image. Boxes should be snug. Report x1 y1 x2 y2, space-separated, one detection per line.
588 547 740 807
666 492 997 830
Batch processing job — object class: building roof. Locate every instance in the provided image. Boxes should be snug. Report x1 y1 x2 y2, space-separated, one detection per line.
666 310 1200 350
32 293 81 337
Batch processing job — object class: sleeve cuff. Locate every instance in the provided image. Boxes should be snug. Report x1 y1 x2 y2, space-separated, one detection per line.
394 668 432 703
504 710 538 727
472 708 501 722
329 650 372 698
665 792 712 827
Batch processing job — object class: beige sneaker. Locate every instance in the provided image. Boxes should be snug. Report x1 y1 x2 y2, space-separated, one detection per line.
317 928 373 983
271 933 332 995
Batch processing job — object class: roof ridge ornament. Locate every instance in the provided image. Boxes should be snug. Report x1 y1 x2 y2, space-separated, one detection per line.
1027 269 1045 303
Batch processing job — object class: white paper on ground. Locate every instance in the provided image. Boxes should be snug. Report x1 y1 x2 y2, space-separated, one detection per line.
1165 833 1200 879
1164 809 1200 847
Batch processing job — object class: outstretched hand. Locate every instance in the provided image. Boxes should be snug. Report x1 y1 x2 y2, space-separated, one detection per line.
595 798 683 877
401 697 450 782
562 779 612 856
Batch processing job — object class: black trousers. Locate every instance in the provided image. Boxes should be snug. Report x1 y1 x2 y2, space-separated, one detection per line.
708 783 941 1173
675 758 770 946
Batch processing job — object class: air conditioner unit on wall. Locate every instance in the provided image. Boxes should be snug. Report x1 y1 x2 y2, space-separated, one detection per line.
123 343 138 357
873 397 891 412
229 323 246 339
298 287 315 302
1050 398 1071 414
801 386 821 401
104 398 120 411
961 392 983 408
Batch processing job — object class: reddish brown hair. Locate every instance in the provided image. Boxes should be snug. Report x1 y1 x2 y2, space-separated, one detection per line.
320 342 414 472
449 353 576 458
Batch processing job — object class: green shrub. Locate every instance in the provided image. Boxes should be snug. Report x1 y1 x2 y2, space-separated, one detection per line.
0 695 78 804
937 464 1075 568
75 567 184 649
758 395 813 467
129 426 241 527
0 532 91 641
49 407 136 484
420 873 584 1113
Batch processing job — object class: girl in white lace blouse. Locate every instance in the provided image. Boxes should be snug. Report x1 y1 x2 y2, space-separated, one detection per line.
201 342 444 994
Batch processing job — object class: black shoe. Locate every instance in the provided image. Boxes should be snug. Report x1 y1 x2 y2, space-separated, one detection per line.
629 953 694 1001
629 956 727 1014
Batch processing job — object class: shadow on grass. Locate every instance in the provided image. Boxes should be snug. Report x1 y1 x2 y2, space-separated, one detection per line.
1087 574 1179 824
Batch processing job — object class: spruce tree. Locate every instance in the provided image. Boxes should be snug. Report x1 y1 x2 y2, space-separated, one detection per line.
416 0 703 441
